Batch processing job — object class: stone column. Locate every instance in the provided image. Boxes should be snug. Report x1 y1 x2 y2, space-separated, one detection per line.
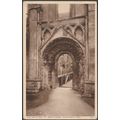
80 54 87 95
82 5 95 98
79 58 85 94
42 61 50 90
84 4 95 98
81 5 89 96
28 9 38 80
72 60 80 90
36 24 42 80
85 5 89 82
26 8 43 93
51 65 58 88
48 64 52 89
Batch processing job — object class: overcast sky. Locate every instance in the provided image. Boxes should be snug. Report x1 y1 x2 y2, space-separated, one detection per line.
58 4 70 14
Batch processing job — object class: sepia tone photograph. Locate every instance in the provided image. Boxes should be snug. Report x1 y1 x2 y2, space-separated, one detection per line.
23 1 97 119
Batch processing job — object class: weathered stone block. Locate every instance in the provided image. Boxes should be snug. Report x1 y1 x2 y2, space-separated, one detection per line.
26 81 42 93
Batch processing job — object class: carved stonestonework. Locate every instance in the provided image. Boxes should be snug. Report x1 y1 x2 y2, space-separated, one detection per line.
26 4 96 100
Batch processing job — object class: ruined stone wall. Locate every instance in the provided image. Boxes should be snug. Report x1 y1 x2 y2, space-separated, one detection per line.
26 4 96 95
84 4 95 97
28 8 37 79
26 4 58 93
88 4 95 82
70 4 87 17
41 4 58 22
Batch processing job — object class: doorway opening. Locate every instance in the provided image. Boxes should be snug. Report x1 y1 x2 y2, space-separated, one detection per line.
41 37 84 91
57 54 73 88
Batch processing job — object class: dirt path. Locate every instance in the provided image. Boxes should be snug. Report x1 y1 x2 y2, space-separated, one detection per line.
27 84 94 118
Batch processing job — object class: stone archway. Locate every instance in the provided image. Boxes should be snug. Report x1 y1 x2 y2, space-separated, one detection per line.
39 37 86 92
55 51 79 89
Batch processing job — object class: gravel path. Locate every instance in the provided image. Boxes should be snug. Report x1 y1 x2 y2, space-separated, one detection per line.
27 82 94 118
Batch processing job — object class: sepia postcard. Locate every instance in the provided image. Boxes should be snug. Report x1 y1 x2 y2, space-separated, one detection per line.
23 0 97 119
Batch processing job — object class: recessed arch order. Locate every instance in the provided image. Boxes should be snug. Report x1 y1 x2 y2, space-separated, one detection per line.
40 36 85 90
42 37 84 63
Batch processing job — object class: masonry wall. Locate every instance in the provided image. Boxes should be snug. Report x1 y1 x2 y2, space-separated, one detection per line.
37 4 58 22
27 5 40 93
70 4 87 17
84 4 95 97
26 4 96 95
88 4 95 82
28 7 38 79
26 4 58 93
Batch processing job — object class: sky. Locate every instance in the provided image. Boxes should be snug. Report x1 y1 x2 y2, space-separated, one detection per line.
58 4 70 14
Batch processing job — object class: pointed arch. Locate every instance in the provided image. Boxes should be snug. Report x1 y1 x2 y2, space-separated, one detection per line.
65 25 73 34
74 25 84 42
43 29 51 41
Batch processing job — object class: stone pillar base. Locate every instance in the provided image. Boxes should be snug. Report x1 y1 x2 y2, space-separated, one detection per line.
82 81 95 98
26 79 42 94
26 89 50 109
